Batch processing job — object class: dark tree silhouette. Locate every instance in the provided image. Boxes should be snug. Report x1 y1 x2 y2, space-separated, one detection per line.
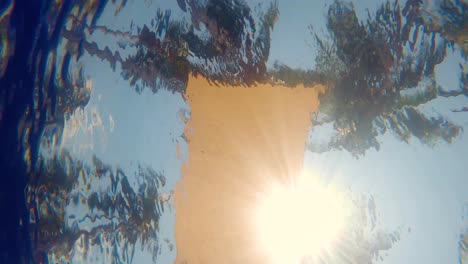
27 151 168 263
406 0 468 93
308 0 465 156
410 0 468 58
62 0 279 94
0 0 121 262
178 0 279 86
267 61 327 87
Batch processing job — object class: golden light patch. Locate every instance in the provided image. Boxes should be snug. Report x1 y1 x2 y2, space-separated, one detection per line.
174 75 324 264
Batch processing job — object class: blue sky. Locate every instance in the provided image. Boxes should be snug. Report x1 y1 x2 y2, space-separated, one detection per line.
50 0 468 263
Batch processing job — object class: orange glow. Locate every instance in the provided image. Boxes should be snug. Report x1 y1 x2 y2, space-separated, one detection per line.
174 75 324 264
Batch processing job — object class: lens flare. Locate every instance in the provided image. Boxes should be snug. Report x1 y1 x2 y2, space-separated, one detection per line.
256 171 346 264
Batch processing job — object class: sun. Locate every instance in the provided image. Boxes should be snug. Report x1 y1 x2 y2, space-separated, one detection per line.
255 171 346 264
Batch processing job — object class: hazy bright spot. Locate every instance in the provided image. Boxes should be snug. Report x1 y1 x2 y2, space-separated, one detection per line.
256 171 346 264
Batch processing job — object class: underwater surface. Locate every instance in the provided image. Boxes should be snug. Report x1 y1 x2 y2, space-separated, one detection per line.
0 0 467 263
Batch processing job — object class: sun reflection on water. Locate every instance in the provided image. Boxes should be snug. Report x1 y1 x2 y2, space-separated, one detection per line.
255 170 349 264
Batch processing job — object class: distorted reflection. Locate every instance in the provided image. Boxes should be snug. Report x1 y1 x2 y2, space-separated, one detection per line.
256 170 347 264
0 0 467 263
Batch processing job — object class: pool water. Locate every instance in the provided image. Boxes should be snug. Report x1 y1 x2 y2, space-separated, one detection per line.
1 0 467 263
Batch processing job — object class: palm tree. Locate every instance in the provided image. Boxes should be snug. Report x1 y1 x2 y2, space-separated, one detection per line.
308 0 464 156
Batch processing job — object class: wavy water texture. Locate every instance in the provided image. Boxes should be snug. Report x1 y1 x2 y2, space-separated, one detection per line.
174 75 322 263
312 194 404 264
27 151 166 263
18 1 279 262
60 0 279 94
307 0 467 156
0 0 15 78
173 75 402 264
461 232 468 263
1 0 467 263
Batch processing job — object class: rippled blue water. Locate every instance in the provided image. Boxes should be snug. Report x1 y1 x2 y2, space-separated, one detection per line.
1 0 467 263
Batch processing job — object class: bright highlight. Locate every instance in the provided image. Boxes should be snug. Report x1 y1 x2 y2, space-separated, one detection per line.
256 171 346 264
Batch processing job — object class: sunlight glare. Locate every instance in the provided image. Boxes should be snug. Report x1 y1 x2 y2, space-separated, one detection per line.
256 171 346 264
